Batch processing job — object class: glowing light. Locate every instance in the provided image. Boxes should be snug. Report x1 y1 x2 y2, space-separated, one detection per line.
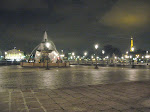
146 51 149 54
37 52 40 56
45 42 50 48
102 50 105 54
84 52 87 56
130 55 132 59
145 55 150 58
131 47 134 52
60 54 64 57
136 54 139 58
5 52 7 55
72 52 75 56
125 55 129 58
106 56 109 59
95 44 98 49
54 51 58 56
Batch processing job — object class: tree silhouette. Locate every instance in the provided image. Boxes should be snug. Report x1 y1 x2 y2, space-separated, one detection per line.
103 45 122 57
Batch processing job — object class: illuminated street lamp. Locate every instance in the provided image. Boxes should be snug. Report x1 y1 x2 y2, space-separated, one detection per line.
146 55 149 65
102 50 105 64
125 51 129 65
102 50 105 55
146 51 149 54
77 56 80 59
84 52 87 56
106 56 109 64
95 44 98 50
146 51 149 65
145 55 149 58
84 52 88 64
136 55 139 64
130 55 132 59
72 52 75 59
94 44 99 69
72 52 75 56
5 52 7 55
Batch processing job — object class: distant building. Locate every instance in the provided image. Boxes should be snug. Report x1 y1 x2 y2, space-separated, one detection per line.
5 48 24 61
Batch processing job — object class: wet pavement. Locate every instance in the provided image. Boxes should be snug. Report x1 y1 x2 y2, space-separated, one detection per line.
0 65 150 112
0 65 150 90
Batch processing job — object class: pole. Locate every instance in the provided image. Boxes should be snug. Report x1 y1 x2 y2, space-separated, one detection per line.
95 49 98 69
103 55 104 65
146 51 149 65
132 60 135 68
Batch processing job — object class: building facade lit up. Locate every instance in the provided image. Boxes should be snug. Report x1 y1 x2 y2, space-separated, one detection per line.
5 48 24 61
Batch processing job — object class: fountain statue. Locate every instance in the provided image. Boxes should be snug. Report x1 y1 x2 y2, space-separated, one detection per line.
30 31 60 63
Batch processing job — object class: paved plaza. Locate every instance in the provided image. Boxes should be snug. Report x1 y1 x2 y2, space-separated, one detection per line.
0 65 150 112
1 81 150 112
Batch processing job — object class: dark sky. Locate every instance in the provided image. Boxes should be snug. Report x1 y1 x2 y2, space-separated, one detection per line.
0 0 150 54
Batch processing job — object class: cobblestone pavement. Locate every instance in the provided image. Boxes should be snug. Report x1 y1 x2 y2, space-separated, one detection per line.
0 65 150 90
1 81 150 112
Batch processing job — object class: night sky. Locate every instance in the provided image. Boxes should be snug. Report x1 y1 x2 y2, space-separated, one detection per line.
0 0 150 55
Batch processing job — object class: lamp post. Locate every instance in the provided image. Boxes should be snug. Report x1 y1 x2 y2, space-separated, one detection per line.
91 55 94 65
45 42 52 70
102 50 105 65
94 44 99 69
77 56 80 65
106 56 109 65
126 51 129 65
84 52 87 64
84 52 87 57
131 55 135 68
72 52 75 59
146 51 149 65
